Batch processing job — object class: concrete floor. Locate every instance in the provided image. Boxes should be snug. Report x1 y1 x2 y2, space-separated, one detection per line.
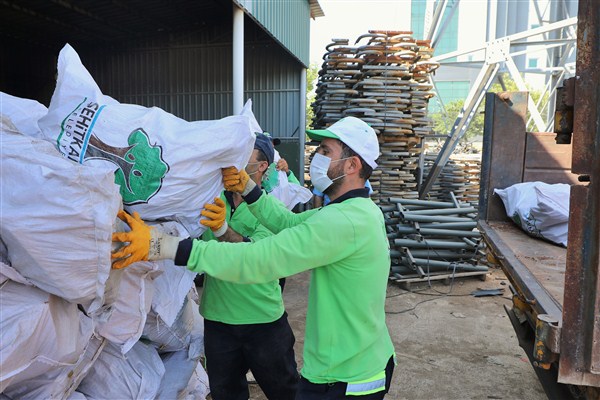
246 267 547 400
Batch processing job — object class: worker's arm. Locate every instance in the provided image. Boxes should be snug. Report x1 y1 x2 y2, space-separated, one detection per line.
112 206 356 283
222 166 318 234
201 196 272 243
179 205 356 283
246 188 318 233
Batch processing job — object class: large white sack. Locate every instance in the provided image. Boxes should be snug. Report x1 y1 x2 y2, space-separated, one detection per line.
0 91 47 139
0 128 120 310
0 237 9 267
143 294 204 354
95 261 161 354
67 393 88 400
150 222 197 327
38 44 255 237
152 258 197 327
3 336 105 400
0 280 94 392
178 362 210 400
264 149 312 210
156 350 198 399
77 341 165 399
494 182 570 246
0 261 30 286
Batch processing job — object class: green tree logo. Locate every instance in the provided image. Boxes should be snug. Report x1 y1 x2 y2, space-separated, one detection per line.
83 128 169 204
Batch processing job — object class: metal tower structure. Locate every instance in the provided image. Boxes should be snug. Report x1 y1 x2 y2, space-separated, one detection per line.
419 0 578 198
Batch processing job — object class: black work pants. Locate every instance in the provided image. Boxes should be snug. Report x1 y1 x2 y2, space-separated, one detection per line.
295 356 395 400
204 312 299 400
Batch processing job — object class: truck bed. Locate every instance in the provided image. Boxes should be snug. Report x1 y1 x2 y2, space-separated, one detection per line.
479 220 566 319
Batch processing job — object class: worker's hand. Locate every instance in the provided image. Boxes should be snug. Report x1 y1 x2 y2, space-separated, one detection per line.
222 166 256 196
276 158 289 173
200 197 228 237
112 210 180 269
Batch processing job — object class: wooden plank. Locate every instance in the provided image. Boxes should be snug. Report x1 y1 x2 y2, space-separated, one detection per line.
484 221 566 308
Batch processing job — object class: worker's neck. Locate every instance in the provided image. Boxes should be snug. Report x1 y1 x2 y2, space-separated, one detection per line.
327 178 365 203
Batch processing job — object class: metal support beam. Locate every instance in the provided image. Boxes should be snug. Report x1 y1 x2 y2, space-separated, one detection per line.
232 4 244 114
431 0 459 49
419 62 499 198
504 57 545 131
558 0 600 387
425 0 448 44
299 67 307 185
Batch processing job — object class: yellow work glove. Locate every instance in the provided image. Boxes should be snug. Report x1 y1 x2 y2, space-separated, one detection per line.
222 166 255 196
200 197 228 237
111 210 180 269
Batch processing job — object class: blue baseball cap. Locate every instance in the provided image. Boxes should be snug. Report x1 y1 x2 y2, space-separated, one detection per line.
254 133 275 165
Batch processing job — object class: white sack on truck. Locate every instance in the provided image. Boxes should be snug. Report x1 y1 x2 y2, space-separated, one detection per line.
0 91 47 139
494 181 570 246
0 128 121 311
77 341 165 399
0 279 94 392
38 44 256 238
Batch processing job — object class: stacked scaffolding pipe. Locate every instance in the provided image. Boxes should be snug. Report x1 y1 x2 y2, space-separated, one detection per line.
382 193 486 282
422 153 481 207
311 31 439 204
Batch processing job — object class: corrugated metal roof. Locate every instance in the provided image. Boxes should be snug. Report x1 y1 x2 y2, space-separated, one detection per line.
309 0 325 19
0 0 230 48
233 0 314 67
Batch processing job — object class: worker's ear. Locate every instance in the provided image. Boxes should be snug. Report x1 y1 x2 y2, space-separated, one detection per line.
258 160 269 173
346 156 361 175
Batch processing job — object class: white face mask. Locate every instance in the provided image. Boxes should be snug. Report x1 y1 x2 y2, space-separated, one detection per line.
245 161 263 176
309 153 350 193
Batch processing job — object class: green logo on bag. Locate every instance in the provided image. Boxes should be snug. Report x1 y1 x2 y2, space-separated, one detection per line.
83 128 169 204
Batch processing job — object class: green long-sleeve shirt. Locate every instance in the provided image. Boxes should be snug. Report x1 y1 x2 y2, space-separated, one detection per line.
178 187 394 384
200 191 284 324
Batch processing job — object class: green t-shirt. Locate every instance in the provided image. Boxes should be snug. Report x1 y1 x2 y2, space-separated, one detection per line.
199 191 284 324
187 189 394 383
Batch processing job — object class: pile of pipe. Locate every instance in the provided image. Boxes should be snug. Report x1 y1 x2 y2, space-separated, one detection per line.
422 153 481 208
311 30 439 203
380 194 487 280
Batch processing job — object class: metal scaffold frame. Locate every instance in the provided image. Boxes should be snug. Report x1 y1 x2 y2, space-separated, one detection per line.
418 0 578 198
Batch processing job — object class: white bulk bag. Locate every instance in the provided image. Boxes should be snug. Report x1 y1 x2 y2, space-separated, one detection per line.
178 362 210 400
0 128 120 310
38 44 255 237
151 258 197 327
95 261 161 354
0 261 30 286
143 294 204 354
156 350 199 399
0 91 47 139
494 182 571 246
0 280 94 392
149 222 198 327
3 336 105 400
77 341 165 399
